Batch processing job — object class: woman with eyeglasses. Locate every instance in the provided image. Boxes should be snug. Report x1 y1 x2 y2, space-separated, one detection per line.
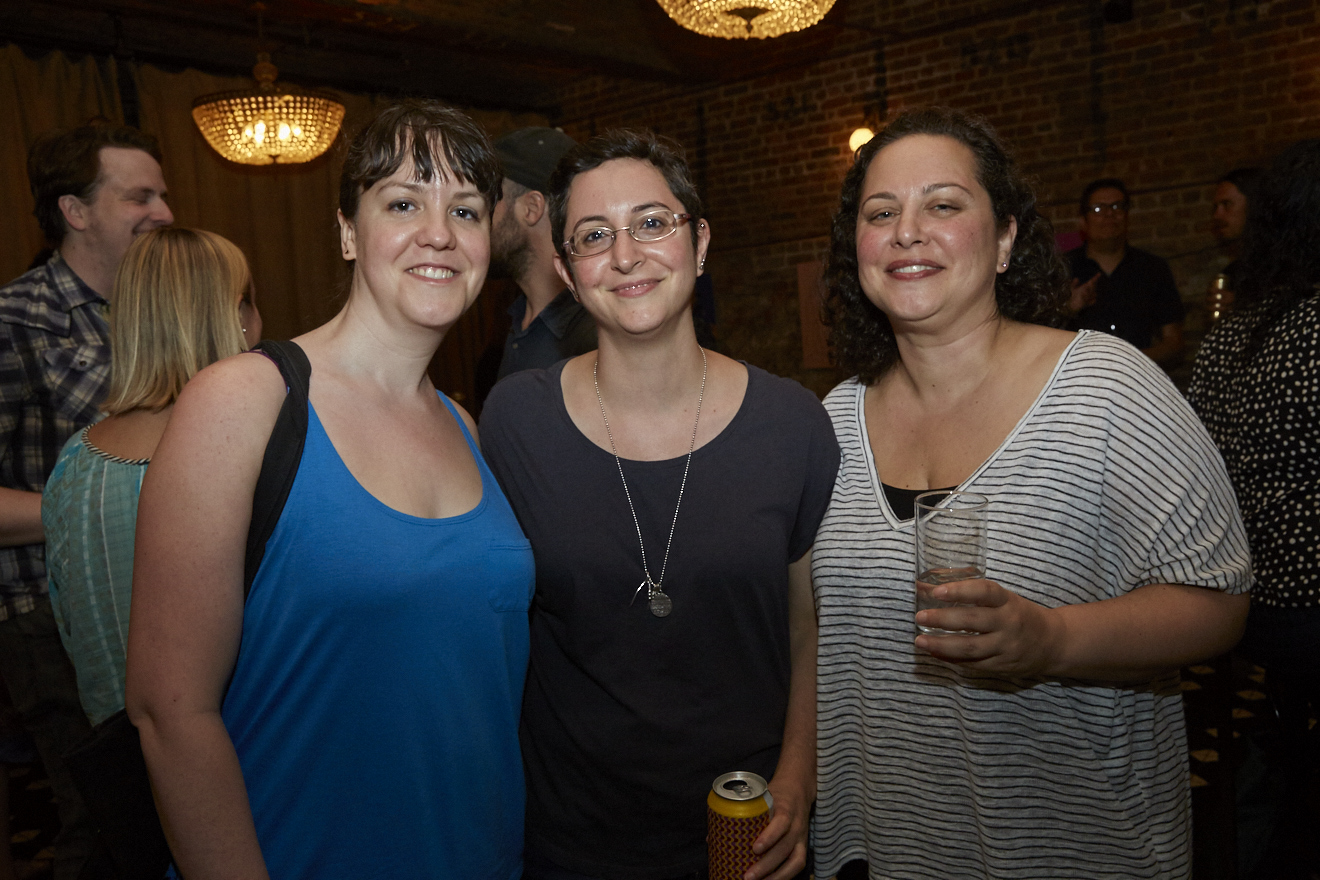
480 129 838 880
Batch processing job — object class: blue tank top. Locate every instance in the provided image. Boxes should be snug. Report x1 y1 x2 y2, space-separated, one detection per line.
220 395 532 879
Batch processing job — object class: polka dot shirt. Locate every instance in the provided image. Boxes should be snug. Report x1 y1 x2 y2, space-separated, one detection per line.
1189 293 1320 608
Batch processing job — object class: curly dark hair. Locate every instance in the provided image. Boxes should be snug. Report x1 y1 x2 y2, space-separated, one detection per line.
1234 138 1320 353
547 128 703 262
824 108 1069 384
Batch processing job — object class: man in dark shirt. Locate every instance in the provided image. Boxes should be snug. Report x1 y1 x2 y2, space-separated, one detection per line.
0 123 172 880
491 128 595 380
1066 178 1184 368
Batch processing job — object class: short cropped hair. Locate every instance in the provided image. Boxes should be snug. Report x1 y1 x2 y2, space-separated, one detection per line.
338 99 502 224
102 228 251 415
1078 177 1129 213
825 107 1069 384
547 128 704 260
28 124 162 246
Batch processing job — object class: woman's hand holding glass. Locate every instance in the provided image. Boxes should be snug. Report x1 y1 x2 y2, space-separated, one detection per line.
915 577 1067 676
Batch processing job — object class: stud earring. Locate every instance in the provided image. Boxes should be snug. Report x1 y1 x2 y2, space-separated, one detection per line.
1001 262 1008 269
699 259 706 273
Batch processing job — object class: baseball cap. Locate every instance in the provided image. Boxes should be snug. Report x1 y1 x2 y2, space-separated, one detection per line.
494 127 577 194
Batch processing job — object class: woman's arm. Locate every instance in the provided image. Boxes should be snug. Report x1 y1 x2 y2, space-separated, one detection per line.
915 579 1249 680
748 550 816 880
125 354 285 880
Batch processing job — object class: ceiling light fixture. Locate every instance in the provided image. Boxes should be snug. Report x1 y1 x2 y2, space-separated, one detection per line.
192 52 344 166
656 0 836 39
192 6 344 166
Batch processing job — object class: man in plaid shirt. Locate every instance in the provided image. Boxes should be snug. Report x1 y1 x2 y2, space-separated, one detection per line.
0 123 171 879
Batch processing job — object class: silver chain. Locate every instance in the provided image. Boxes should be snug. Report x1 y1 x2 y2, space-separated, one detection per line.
593 347 707 598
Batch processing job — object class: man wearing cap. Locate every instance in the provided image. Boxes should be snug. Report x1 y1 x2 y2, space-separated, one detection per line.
491 127 595 380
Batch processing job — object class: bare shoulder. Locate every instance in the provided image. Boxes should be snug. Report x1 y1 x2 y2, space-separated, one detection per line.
160 351 288 465
1012 324 1075 370
446 396 479 445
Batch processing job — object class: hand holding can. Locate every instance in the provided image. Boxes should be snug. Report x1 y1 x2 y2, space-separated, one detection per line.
708 772 771 880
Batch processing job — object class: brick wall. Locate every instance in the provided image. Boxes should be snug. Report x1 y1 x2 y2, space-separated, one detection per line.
549 0 1320 395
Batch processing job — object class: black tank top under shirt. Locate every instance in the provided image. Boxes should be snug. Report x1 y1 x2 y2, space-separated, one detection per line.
883 483 957 521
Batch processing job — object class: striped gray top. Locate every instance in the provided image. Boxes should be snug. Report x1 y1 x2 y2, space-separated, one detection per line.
811 331 1251 880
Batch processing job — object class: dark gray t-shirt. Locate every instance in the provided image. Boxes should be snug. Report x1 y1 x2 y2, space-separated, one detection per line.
480 360 839 880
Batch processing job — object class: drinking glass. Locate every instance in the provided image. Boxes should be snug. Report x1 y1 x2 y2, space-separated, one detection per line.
914 490 988 635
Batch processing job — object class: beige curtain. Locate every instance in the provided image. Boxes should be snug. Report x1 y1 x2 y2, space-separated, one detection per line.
0 45 123 283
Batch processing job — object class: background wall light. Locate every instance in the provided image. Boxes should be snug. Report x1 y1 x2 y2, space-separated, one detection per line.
849 127 875 152
656 0 837 39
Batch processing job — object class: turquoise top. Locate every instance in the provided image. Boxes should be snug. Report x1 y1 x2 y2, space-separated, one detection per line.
41 426 148 726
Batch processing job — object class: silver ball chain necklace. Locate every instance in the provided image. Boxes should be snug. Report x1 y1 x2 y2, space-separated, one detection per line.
593 347 707 618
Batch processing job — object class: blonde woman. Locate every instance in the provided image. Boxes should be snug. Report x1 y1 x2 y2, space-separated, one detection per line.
42 227 260 726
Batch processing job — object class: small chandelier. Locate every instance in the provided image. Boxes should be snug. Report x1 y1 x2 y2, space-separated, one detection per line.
192 53 345 166
655 0 836 39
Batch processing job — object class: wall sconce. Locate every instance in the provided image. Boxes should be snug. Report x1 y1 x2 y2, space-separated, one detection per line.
849 127 875 152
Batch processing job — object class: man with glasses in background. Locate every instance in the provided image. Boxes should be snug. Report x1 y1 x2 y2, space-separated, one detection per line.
1065 178 1185 369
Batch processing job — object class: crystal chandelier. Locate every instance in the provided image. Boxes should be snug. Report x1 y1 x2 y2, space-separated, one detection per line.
655 0 836 39
192 53 345 166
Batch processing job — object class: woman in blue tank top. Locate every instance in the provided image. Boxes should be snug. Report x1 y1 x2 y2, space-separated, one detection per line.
125 102 532 880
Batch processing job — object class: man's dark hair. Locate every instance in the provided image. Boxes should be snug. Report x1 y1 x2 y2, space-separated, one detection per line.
338 99 502 224
1217 167 1264 202
28 124 162 246
1078 177 1129 214
824 107 1069 384
547 128 704 260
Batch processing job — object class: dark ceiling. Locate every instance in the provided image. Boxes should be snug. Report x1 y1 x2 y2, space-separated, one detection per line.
0 0 870 115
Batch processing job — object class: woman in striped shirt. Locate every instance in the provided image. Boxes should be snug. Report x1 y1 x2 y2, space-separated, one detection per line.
811 108 1251 879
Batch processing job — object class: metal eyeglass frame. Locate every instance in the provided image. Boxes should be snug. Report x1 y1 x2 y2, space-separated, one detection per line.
563 211 693 258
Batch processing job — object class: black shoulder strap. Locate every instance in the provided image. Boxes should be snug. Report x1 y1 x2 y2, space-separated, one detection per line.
243 339 311 600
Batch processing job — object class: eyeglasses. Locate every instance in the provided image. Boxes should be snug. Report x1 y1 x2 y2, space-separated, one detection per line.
564 210 692 258
1086 201 1128 215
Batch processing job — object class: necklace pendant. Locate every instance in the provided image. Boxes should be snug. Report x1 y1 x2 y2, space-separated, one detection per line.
648 590 673 618
630 580 649 606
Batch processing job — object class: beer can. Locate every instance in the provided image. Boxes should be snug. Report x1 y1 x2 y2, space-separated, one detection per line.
707 771 771 880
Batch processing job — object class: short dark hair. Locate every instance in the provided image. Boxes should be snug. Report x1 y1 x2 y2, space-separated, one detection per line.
28 124 162 246
1217 167 1263 202
1079 177 1129 214
824 107 1069 384
338 99 502 223
547 128 703 260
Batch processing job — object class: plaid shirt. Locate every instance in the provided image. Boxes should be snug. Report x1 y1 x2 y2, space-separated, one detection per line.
1 252 110 620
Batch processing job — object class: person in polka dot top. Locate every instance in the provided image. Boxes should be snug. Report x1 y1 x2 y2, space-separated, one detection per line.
1189 137 1319 875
